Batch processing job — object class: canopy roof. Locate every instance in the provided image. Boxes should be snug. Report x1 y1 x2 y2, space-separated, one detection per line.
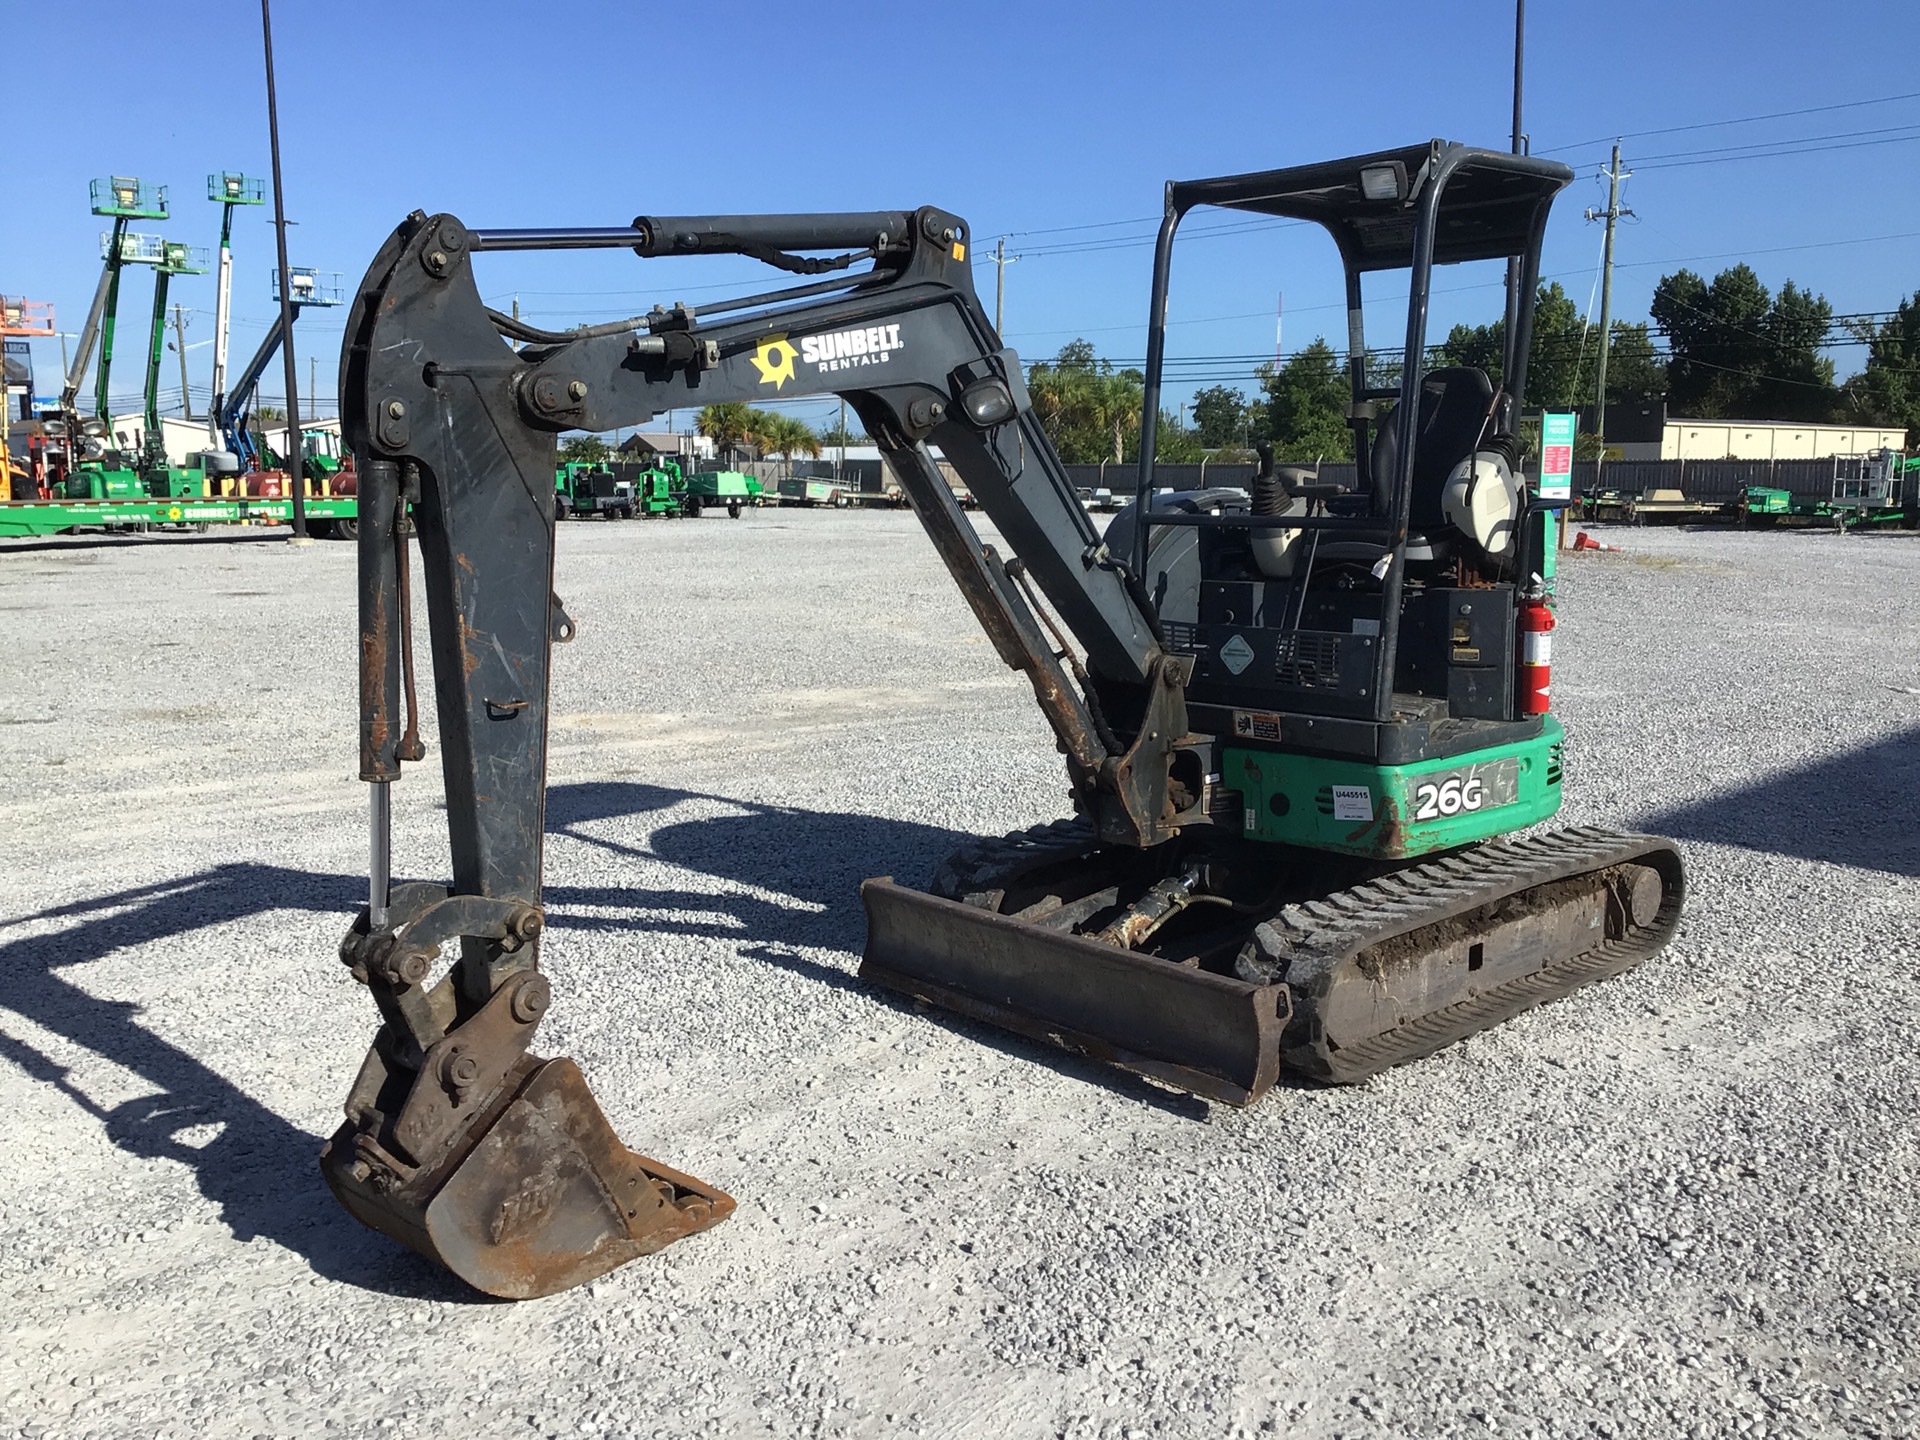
1168 141 1573 272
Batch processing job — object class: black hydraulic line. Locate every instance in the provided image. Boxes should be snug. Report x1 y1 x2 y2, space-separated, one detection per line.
484 269 895 347
1139 511 1394 534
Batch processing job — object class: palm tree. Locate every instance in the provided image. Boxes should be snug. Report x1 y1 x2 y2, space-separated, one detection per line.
696 402 756 460
760 412 822 460
1090 369 1145 464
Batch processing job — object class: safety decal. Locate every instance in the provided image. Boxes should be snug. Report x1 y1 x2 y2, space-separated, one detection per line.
1231 709 1282 742
1219 633 1255 675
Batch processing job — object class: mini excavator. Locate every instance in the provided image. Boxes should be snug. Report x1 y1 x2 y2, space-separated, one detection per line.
325 141 1685 1298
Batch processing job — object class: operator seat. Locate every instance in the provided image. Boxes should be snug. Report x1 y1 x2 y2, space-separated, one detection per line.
1370 366 1495 529
1319 366 1495 565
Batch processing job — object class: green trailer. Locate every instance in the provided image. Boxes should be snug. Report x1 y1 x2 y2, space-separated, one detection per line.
1730 485 1833 528
0 493 360 540
684 468 764 517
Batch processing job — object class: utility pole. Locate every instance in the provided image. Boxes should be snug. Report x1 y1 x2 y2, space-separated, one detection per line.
1501 0 1527 424
1585 143 1633 446
836 396 847 478
171 305 193 419
310 353 317 417
989 237 1018 336
261 0 307 539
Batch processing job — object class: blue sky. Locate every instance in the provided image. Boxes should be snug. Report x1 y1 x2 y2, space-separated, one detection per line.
8 0 1919 434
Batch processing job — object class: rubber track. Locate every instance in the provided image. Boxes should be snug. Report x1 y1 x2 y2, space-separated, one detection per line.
1268 826 1685 1083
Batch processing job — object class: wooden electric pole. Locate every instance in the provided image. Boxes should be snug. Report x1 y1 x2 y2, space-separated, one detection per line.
171 305 193 419
1585 143 1633 444
989 237 1018 336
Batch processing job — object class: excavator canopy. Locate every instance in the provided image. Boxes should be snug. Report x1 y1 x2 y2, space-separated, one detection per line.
1168 140 1571 271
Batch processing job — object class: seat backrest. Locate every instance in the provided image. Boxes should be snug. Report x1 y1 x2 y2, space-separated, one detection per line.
1368 367 1495 529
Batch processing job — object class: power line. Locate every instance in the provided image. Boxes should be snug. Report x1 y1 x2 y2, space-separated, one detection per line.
1537 88 1920 157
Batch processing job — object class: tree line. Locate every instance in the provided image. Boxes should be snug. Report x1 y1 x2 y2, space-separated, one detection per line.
1029 269 1919 466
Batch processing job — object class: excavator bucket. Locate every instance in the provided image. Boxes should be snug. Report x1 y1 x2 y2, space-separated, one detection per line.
322 1053 733 1300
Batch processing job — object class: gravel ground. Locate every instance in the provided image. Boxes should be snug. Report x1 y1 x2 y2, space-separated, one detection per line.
1 513 1916 1440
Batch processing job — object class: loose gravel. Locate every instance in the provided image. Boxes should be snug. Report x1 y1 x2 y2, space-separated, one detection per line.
1 514 1916 1440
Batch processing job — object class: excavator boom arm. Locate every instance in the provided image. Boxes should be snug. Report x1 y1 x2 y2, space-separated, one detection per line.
341 207 1192 850
321 205 1197 1297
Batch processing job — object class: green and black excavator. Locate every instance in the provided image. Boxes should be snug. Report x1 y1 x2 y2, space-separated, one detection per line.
326 140 1685 1298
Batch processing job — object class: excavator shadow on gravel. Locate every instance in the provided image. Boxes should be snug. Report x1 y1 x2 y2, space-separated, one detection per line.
322 140 1684 1297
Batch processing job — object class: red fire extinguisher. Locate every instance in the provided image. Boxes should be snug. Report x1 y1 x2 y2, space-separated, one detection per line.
1518 591 1555 715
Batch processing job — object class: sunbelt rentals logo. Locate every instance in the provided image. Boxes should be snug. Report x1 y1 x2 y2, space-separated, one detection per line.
750 324 906 390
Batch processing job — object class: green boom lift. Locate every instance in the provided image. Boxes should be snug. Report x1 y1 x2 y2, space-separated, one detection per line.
137 239 211 497
46 177 169 469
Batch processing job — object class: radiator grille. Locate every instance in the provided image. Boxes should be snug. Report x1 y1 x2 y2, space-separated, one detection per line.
1547 741 1564 785
1276 632 1343 688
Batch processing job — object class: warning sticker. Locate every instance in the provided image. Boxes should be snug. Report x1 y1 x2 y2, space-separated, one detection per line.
1231 710 1284 743
1219 634 1255 675
1331 784 1374 822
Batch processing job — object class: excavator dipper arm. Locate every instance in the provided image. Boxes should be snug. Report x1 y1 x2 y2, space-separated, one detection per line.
325 206 1200 1296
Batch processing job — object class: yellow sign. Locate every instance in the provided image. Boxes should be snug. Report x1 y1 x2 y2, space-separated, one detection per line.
167 505 183 521
750 334 798 390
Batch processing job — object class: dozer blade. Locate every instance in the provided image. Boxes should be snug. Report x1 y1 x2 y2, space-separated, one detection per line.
322 1056 733 1300
860 879 1289 1105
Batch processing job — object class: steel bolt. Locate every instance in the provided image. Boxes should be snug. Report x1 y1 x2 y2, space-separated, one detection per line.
428 250 448 270
448 1053 481 1085
386 400 406 420
567 380 588 401
348 1160 372 1183
394 950 430 986
510 975 551 1023
511 908 545 943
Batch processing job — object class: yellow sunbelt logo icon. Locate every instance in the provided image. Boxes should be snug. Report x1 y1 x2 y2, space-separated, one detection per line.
751 334 798 390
